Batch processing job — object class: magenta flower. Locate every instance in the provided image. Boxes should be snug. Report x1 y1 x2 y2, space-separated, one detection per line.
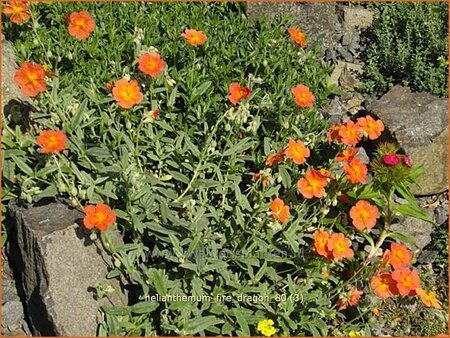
383 154 400 166
402 155 412 168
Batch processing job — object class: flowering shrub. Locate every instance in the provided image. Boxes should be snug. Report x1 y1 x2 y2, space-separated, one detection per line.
2 2 446 336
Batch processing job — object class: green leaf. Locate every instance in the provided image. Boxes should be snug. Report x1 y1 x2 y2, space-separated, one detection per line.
168 86 178 108
151 269 167 296
168 170 190 185
129 301 159 314
396 203 433 223
39 184 58 198
387 231 419 249
278 166 291 189
11 155 33 176
190 81 212 101
184 316 223 335
71 98 88 130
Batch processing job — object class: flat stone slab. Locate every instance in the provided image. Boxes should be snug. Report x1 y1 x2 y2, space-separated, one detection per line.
8 200 124 336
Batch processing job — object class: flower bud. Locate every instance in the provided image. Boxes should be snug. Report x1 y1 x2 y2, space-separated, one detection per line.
70 186 78 196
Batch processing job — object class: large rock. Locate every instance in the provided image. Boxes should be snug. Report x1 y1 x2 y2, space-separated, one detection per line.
246 2 338 50
2 35 31 106
339 6 373 30
368 86 448 195
390 215 435 251
7 200 124 336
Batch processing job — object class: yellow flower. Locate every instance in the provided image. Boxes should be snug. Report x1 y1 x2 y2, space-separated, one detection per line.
349 331 361 337
257 319 277 337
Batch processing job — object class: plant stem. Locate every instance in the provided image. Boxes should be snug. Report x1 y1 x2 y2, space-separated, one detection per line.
173 112 226 204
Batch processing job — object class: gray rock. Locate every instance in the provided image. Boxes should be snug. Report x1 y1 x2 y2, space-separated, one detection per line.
324 48 336 61
2 35 32 107
8 200 125 336
390 211 435 250
434 197 448 226
339 66 361 90
337 47 354 62
2 301 24 328
322 97 347 124
341 32 353 46
246 2 338 49
356 147 370 164
348 42 360 55
2 280 20 305
368 86 448 195
340 6 374 30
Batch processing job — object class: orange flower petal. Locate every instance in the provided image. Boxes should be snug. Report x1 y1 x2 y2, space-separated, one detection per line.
14 61 47 97
287 28 307 47
181 29 207 46
291 84 315 108
228 82 251 105
35 130 67 153
285 139 310 165
67 11 95 40
112 78 143 109
349 200 379 231
138 52 165 78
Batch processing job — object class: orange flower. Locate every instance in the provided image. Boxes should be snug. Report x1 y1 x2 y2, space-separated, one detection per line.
344 158 368 184
313 230 331 258
270 197 290 224
291 84 315 108
416 288 442 309
327 123 341 143
14 61 47 97
349 200 379 231
228 82 251 105
112 79 144 109
357 115 384 140
327 233 354 261
391 268 420 296
265 150 285 167
83 203 116 232
388 243 413 270
337 286 363 311
371 272 398 299
3 0 30 24
138 52 165 78
36 130 67 153
297 169 330 199
348 286 363 307
67 11 95 40
287 28 307 47
285 139 310 165
338 120 362 146
335 148 358 163
253 172 270 187
181 28 207 46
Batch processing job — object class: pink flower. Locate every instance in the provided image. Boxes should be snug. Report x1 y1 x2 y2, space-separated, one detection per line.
383 154 400 166
402 155 412 168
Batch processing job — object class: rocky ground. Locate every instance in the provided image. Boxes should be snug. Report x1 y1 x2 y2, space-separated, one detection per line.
2 250 30 336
